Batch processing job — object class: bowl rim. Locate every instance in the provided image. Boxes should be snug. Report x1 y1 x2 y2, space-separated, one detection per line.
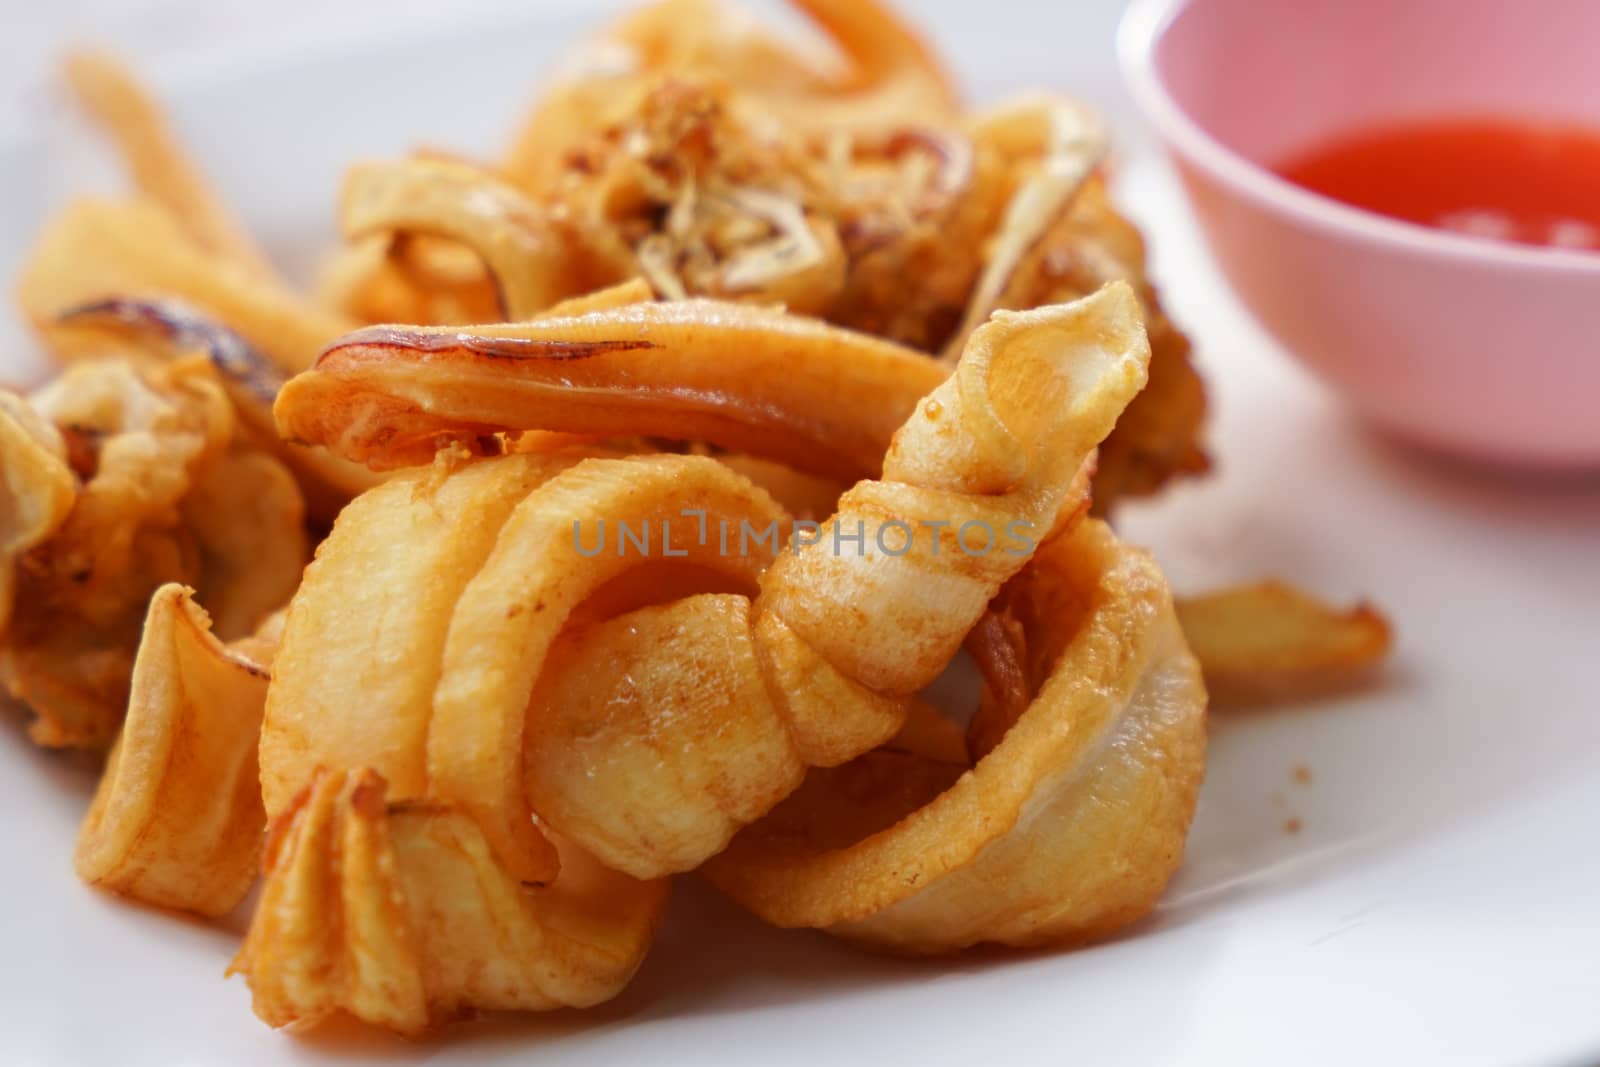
1117 0 1600 276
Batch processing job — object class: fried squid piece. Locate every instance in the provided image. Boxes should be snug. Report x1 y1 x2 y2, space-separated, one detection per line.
2 358 306 747
62 52 273 278
349 74 969 327
274 297 943 478
260 453 782 881
543 71 995 341
1175 581 1393 707
0 396 76 631
503 0 958 194
75 585 274 915
520 287 1146 877
941 97 1107 358
704 518 1208 953
338 159 580 320
2 359 229 746
266 284 1148 894
997 175 1209 508
233 769 668 1035
18 198 354 376
53 297 378 521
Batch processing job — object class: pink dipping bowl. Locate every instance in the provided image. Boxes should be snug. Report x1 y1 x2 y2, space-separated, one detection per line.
1119 0 1600 467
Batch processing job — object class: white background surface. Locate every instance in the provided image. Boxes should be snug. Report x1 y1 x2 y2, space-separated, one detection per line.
2 3 1599 1065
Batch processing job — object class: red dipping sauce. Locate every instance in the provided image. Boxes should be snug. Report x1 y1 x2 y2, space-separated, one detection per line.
1277 118 1600 254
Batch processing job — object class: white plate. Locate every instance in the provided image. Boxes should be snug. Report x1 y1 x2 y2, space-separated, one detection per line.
3 4 1598 1065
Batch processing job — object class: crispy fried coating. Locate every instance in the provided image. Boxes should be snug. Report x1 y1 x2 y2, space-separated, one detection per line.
1176 581 1393 707
233 768 667 1035
75 585 274 915
706 518 1206 951
0 359 306 747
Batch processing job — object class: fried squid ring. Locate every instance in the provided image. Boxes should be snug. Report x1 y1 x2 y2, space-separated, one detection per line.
237 284 1150 1028
339 159 580 320
274 298 945 478
75 585 276 916
704 518 1208 953
520 286 1147 875
259 449 600 877
246 452 776 1029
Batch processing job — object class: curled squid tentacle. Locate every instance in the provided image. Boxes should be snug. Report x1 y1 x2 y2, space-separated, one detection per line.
704 517 1209 953
340 159 583 321
274 297 944 478
75 584 277 916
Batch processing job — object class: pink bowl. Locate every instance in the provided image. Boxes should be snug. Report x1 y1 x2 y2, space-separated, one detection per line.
1119 0 1600 467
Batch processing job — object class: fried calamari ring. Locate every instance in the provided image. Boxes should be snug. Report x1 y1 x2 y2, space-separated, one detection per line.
74 585 276 916
704 518 1208 953
274 298 944 478
260 452 784 878
259 449 594 873
245 452 774 1030
523 286 1148 875
340 159 581 320
236 285 1150 1029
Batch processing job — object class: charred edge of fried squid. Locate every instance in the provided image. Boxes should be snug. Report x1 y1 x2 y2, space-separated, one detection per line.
316 326 661 365
57 297 285 405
